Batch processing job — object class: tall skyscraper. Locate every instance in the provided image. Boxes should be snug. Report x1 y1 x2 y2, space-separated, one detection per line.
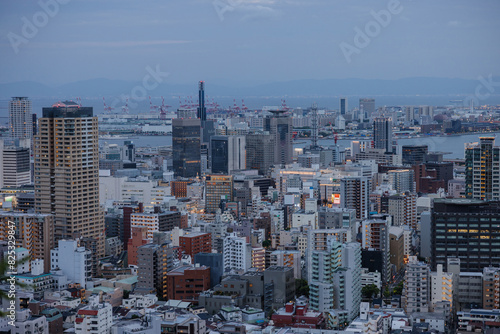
359 98 375 118
205 174 233 213
0 139 31 188
373 117 392 153
465 136 500 200
431 198 500 272
211 135 246 174
246 131 275 175
197 81 206 121
340 97 347 115
34 101 105 259
264 110 293 166
172 118 201 178
340 176 370 219
9 97 33 139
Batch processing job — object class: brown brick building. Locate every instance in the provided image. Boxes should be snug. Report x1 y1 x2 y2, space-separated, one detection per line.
167 265 210 303
179 232 211 258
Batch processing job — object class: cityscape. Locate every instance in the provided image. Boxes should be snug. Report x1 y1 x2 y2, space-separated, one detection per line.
1 1 500 334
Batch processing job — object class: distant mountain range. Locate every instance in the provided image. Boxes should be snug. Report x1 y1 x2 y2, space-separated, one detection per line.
0 77 498 99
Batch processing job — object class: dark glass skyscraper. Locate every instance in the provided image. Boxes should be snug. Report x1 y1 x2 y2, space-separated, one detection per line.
197 81 206 121
373 117 392 153
264 110 293 166
172 118 201 178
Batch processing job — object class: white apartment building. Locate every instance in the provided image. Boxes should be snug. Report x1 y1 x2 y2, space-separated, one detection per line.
50 239 91 288
430 264 454 311
75 302 112 334
404 256 430 313
223 233 251 273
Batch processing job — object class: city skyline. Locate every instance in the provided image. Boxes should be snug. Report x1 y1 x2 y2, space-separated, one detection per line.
0 0 499 87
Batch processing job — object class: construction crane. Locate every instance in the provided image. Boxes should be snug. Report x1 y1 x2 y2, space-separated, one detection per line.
103 97 114 113
149 96 159 114
329 122 338 144
159 96 171 120
241 99 249 112
75 97 82 107
121 98 129 114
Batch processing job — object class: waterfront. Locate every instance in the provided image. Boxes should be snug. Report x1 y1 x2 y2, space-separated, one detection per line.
100 131 500 160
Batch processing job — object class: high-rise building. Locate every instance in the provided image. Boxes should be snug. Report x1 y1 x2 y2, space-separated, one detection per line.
9 97 33 139
430 264 454 312
211 135 246 174
246 131 275 175
197 81 206 121
404 256 430 313
136 243 174 298
34 101 105 259
309 240 361 322
340 97 347 115
172 118 201 178
388 191 417 229
167 265 211 302
0 139 31 188
340 176 370 220
223 232 251 273
465 137 500 200
205 174 233 213
361 219 391 284
179 232 212 258
50 239 92 288
359 98 375 118
431 199 500 272
373 117 392 153
264 110 293 166
402 145 428 165
388 169 415 193
0 212 54 272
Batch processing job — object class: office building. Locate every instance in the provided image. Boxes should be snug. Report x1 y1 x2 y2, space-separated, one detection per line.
211 135 246 174
205 174 233 213
340 176 370 220
172 118 201 178
465 136 500 200
166 265 211 302
340 97 347 115
179 232 212 258
9 97 33 139
264 110 293 166
0 212 54 272
0 139 31 188
246 131 275 175
264 266 296 313
373 117 392 153
50 239 92 288
361 219 391 284
431 199 500 272
388 169 415 193
127 226 149 266
136 243 174 299
34 101 105 259
359 98 375 118
194 253 223 288
270 250 302 279
388 191 417 228
402 145 428 165
482 267 500 310
404 256 430 313
130 211 181 240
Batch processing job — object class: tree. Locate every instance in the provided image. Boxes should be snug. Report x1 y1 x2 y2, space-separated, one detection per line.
0 256 29 317
262 240 271 248
392 281 404 296
295 279 309 297
361 284 380 299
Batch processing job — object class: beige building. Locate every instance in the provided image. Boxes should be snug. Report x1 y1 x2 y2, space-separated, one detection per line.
205 174 233 213
0 211 54 272
34 101 105 260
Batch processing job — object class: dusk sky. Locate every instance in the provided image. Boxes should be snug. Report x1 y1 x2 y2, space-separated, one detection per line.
0 0 499 86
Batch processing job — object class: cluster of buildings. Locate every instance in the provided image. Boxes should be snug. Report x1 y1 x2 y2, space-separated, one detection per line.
1 90 500 334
